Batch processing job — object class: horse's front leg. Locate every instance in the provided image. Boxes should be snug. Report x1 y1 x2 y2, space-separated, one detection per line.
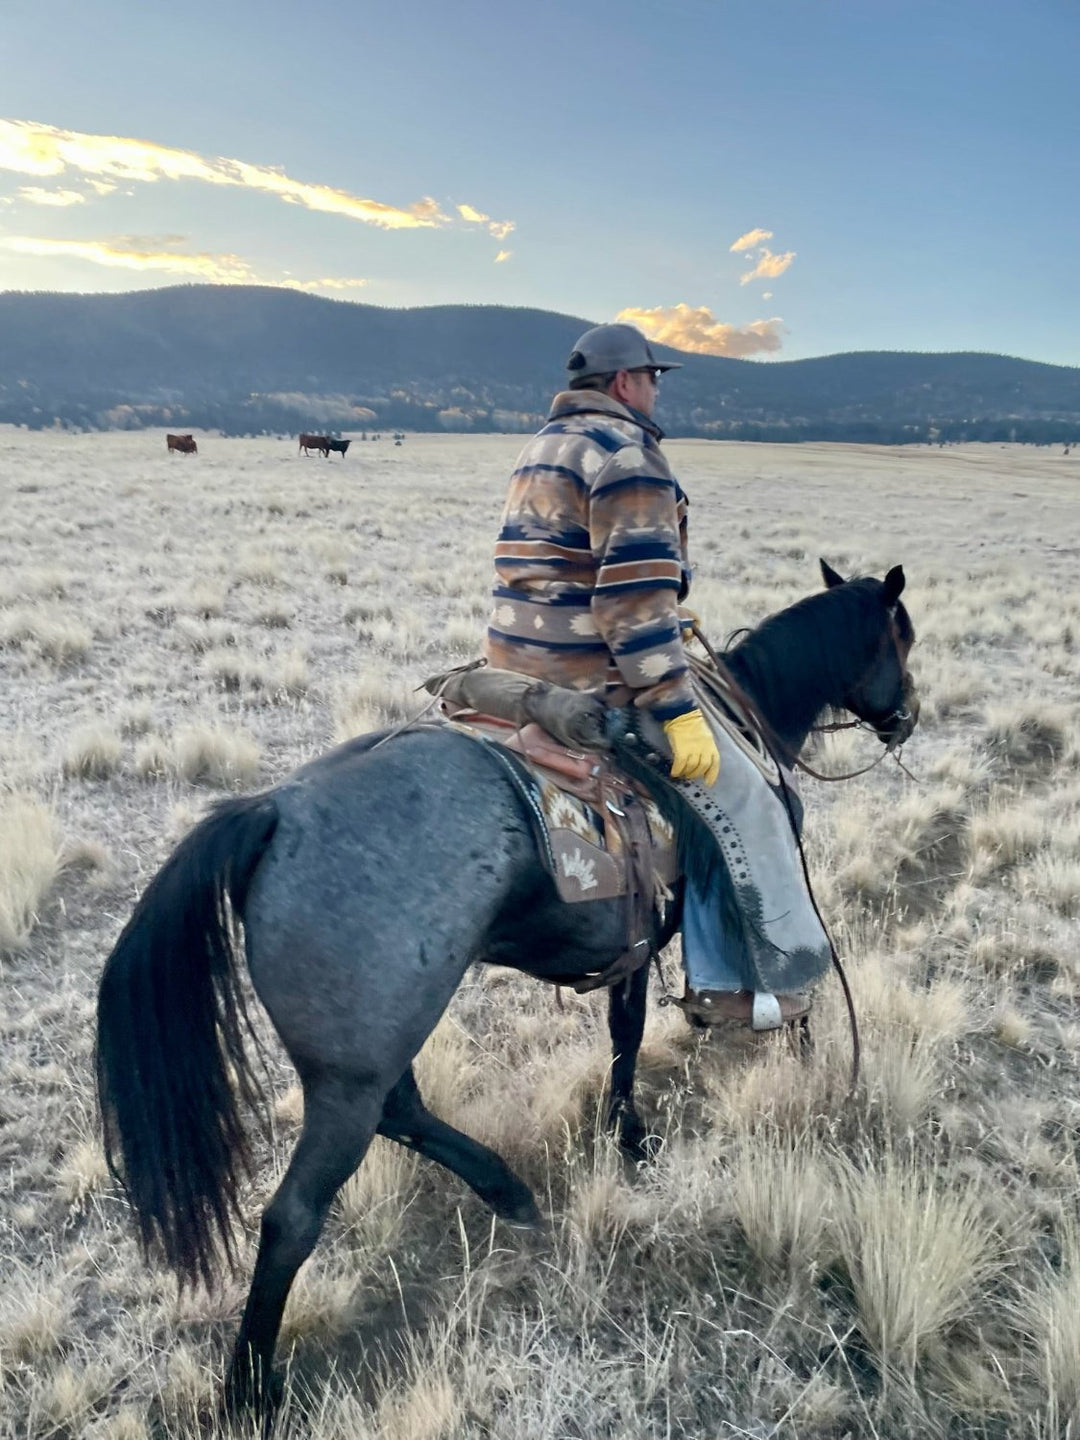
606 963 654 1160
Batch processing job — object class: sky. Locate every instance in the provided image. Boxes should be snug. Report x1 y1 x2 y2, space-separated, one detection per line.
1 0 1077 364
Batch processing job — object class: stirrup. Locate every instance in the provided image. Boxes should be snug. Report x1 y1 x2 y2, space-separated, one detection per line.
751 992 783 1031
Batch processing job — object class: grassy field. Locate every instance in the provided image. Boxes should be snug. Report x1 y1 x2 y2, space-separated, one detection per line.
2 428 1079 1439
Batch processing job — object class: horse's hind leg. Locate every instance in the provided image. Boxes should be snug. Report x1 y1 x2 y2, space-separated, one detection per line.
225 1069 383 1420
378 1067 541 1227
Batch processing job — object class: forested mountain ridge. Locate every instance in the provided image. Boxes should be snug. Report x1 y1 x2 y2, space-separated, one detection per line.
2 285 1077 443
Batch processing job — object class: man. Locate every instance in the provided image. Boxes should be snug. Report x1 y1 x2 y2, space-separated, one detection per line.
485 323 826 1028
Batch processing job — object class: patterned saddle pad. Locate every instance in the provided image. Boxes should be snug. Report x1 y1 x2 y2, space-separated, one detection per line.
441 713 678 905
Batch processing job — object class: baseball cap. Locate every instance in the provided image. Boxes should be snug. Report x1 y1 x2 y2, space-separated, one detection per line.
566 323 683 381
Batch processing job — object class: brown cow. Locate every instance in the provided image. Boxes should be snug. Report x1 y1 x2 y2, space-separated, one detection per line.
166 433 197 455
298 433 330 457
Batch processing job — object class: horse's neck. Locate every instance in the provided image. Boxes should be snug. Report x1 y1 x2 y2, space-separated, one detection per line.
721 652 810 756
724 600 857 757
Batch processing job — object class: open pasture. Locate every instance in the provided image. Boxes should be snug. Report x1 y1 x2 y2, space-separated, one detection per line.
2 429 1080 1438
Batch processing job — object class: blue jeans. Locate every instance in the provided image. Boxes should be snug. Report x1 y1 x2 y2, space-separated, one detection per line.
681 879 749 992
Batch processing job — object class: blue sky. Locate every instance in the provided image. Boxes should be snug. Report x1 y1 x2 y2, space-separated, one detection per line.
1 0 1077 363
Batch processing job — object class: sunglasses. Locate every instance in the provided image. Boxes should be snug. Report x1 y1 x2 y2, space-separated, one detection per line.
630 367 662 384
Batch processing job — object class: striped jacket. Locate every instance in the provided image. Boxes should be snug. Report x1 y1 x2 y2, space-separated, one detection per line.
484 389 695 721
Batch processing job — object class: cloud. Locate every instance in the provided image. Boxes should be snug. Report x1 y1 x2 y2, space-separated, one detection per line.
0 119 509 235
729 228 773 253
762 291 773 300
456 201 515 241
739 247 795 285
494 249 512 263
110 232 188 248
281 276 369 291
17 185 85 207
2 232 373 294
615 303 784 358
1 234 255 281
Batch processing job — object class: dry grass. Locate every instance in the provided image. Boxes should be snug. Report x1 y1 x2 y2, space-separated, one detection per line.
0 605 92 664
0 793 61 953
61 722 123 779
172 724 260 787
730 1134 841 1278
2 431 1080 1438
838 1153 998 1374
0 1264 70 1367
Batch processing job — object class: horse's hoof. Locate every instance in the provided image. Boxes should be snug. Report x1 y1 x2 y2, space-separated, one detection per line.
223 1362 283 1427
609 1102 660 1164
634 1130 664 1163
493 1186 544 1230
618 1124 663 1164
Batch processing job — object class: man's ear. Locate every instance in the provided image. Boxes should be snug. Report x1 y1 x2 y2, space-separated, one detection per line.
820 558 845 589
882 565 906 607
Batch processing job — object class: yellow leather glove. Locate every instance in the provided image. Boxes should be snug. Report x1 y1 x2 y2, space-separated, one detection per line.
662 709 721 786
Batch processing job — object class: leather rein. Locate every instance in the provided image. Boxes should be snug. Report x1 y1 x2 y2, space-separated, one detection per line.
688 616 917 1094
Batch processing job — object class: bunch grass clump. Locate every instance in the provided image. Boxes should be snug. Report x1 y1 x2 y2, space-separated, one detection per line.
0 606 92 664
61 723 122 779
838 1152 999 1375
172 724 261 787
0 794 61 954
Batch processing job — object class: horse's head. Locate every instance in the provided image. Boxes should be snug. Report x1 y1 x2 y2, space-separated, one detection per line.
820 559 920 750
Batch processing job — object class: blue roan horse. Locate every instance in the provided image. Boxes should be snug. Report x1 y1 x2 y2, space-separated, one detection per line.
95 560 917 1417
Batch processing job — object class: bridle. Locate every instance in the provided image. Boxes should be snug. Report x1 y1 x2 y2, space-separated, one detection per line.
693 614 918 785
800 611 918 782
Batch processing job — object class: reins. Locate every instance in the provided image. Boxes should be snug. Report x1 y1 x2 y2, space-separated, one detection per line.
688 619 916 1091
796 728 901 783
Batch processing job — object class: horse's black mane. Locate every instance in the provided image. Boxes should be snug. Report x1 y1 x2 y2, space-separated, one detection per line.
610 574 912 925
722 577 912 751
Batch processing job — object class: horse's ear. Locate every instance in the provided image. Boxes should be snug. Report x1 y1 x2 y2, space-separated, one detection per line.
881 565 906 607
820 559 845 589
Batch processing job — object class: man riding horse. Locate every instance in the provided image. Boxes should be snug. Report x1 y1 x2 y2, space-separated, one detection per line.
485 322 830 1029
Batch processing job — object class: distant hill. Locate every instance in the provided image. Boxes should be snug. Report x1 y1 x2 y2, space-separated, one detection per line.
1 285 1078 443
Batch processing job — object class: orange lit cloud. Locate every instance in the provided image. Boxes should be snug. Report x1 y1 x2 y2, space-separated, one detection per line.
1 234 255 281
281 276 369 291
616 303 784 357
2 233 369 293
0 119 510 236
739 247 795 285
494 249 512 263
456 201 516 241
17 185 85 207
729 227 773 252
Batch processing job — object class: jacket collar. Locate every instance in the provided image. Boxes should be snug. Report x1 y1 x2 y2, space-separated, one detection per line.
547 388 665 442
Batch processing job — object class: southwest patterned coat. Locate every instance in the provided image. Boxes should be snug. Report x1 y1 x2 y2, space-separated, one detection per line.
484 389 695 721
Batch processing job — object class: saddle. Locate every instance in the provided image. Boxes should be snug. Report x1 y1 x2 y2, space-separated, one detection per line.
421 663 679 993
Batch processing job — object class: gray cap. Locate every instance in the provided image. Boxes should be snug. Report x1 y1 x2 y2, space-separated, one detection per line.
566 322 683 381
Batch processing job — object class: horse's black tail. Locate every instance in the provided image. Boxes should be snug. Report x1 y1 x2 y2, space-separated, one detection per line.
95 793 279 1291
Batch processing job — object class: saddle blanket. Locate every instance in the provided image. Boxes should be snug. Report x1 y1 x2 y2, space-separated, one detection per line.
441 714 678 905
